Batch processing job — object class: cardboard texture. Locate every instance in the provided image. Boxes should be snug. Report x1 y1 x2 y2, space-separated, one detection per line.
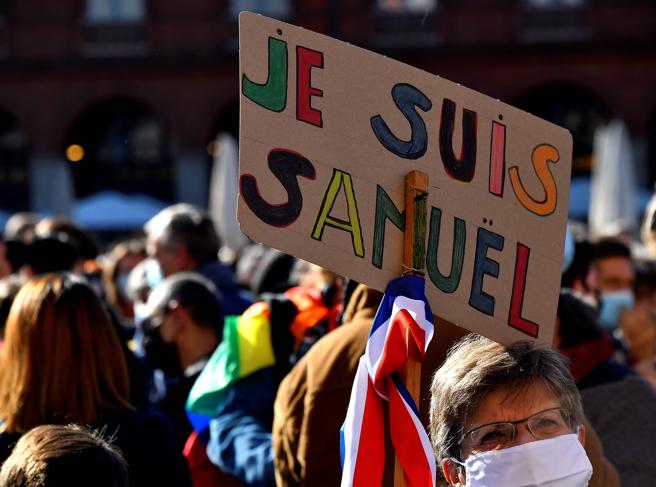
237 12 572 346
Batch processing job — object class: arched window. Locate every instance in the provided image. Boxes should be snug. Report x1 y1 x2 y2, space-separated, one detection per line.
66 98 173 201
82 0 146 56
521 0 588 42
0 109 29 211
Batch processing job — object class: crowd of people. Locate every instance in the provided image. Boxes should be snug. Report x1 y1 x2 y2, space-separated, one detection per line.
0 199 653 486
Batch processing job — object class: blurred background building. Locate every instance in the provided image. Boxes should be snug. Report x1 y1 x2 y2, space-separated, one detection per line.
0 0 653 235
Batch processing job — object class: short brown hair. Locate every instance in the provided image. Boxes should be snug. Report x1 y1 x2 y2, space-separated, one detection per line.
429 335 583 462
0 273 131 433
0 424 128 487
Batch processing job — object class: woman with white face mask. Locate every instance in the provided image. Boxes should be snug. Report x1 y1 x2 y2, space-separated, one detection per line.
430 335 593 487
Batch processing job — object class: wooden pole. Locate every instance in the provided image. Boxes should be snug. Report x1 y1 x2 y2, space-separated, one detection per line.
394 170 429 487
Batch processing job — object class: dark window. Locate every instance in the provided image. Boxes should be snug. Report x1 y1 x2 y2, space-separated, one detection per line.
521 0 588 42
0 110 29 211
516 83 609 177
82 0 147 57
66 98 173 201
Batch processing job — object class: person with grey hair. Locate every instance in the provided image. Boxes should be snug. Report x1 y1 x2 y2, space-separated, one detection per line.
144 204 252 317
3 212 39 243
140 272 224 444
430 335 593 487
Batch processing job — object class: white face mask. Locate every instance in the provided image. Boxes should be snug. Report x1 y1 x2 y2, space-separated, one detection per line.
456 434 592 487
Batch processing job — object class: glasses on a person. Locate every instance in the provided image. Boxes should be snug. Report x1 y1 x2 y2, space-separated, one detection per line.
459 407 574 455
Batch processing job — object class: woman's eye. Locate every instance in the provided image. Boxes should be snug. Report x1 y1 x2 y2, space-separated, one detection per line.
535 418 559 429
478 429 506 445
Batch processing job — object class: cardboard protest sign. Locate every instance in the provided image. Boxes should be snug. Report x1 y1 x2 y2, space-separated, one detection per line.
237 12 572 346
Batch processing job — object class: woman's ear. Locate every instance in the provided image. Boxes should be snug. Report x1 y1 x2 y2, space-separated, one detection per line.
441 458 465 486
577 423 586 447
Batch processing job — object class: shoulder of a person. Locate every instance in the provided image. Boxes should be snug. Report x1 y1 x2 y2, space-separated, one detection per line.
308 316 369 360
582 374 656 420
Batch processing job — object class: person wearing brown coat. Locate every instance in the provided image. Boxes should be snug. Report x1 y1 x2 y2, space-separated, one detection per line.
273 284 620 487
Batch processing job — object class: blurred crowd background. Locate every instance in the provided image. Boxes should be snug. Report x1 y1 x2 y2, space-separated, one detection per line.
0 1 652 486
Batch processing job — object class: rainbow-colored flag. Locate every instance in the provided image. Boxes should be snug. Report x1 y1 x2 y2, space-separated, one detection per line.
186 287 339 432
186 302 276 432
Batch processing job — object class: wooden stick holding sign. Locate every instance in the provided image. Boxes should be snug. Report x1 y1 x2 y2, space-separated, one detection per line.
394 170 429 487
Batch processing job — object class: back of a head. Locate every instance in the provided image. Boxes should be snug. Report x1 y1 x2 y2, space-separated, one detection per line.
561 239 595 289
0 273 130 433
27 235 79 274
144 203 197 237
236 244 295 295
146 205 220 266
635 258 656 305
557 289 603 348
4 240 28 274
0 424 128 487
146 272 223 338
429 335 582 463
35 218 99 261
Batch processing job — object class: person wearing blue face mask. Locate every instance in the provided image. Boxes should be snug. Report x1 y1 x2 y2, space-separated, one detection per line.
557 289 656 486
430 336 600 487
593 238 636 332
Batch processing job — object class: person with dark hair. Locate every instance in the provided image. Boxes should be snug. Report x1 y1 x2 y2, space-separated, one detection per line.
3 239 28 275
557 289 656 486
593 237 635 330
187 263 344 487
0 424 128 487
140 272 224 444
25 234 79 275
431 335 592 486
235 244 296 296
34 217 99 262
145 204 252 316
631 259 656 385
0 239 13 281
591 237 656 382
0 273 191 486
561 239 596 297
557 289 631 386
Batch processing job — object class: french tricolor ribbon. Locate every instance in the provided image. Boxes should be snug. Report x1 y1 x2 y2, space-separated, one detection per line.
340 275 437 487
